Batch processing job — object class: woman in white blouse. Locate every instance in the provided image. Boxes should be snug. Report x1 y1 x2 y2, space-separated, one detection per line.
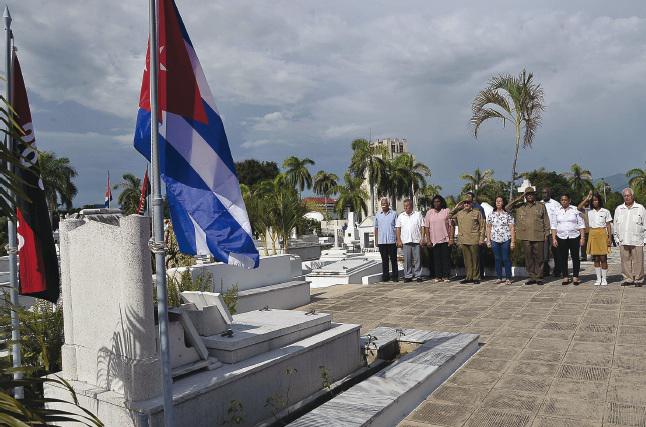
578 191 613 286
551 194 586 285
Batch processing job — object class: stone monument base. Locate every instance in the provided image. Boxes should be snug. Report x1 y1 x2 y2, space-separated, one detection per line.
45 320 361 427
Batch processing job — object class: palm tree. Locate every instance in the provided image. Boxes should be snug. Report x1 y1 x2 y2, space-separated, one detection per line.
113 173 141 215
312 171 338 218
270 186 306 253
595 179 612 203
379 154 430 207
471 69 545 199
349 139 388 216
282 156 315 198
38 151 78 222
565 163 593 198
460 168 494 198
335 173 368 220
627 164 646 195
418 183 443 209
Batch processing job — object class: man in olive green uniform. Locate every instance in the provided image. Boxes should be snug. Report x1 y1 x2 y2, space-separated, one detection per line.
507 187 551 285
449 198 485 284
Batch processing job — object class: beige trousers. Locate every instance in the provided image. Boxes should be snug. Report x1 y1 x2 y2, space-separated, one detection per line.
620 245 645 283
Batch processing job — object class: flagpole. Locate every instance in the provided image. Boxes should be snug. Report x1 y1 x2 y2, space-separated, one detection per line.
148 0 175 425
4 5 23 400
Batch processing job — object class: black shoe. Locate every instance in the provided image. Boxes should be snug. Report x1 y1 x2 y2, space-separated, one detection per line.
391 277 399 283
525 280 536 285
622 281 633 286
416 278 423 282
473 280 480 284
536 281 544 286
636 283 643 287
382 276 390 282
403 278 412 283
459 279 472 284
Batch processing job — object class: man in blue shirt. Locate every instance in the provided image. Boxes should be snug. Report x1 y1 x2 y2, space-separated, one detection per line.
374 197 398 282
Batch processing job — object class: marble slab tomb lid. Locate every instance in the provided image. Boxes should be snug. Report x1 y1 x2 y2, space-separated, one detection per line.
180 291 233 324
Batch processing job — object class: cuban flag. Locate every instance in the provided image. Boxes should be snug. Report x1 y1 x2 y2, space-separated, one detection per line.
104 171 112 208
134 0 259 268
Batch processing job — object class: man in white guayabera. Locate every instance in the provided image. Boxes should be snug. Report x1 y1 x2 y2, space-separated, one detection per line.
614 188 646 286
396 199 424 283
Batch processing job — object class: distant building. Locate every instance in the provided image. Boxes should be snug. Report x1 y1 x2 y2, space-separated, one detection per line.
362 138 409 215
303 197 337 218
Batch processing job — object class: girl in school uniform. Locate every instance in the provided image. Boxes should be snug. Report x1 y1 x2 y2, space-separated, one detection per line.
579 192 613 286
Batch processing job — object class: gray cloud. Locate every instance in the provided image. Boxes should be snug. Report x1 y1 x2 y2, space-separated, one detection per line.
9 0 646 205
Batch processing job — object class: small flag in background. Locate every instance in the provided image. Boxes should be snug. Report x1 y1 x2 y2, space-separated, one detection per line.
133 0 259 267
13 51 60 303
104 171 112 208
137 168 150 215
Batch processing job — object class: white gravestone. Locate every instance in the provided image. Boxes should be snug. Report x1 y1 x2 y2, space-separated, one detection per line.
58 215 161 401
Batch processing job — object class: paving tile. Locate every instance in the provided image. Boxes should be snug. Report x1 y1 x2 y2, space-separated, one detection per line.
564 345 614 367
447 369 500 389
477 346 521 360
607 381 646 407
494 374 552 394
464 408 532 427
430 385 489 406
534 329 575 341
408 400 474 426
610 369 646 386
539 397 604 422
486 335 532 348
548 378 607 401
557 364 610 382
481 389 543 413
398 420 442 427
496 325 538 338
605 402 646 426
464 357 510 373
572 332 616 344
526 338 571 353
507 361 560 377
614 345 646 372
518 349 565 364
531 415 601 426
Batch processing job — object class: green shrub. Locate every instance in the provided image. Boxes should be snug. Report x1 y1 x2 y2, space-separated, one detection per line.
166 270 213 308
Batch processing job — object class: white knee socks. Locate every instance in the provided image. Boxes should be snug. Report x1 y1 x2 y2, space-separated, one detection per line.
594 267 602 285
601 268 608 286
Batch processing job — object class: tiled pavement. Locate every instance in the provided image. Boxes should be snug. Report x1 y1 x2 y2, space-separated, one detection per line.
298 256 646 426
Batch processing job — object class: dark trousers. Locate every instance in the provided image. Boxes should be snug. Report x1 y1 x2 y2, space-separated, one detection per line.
461 244 481 280
433 242 451 279
492 240 512 279
523 240 544 280
543 235 561 275
479 245 486 277
379 243 398 280
557 236 581 278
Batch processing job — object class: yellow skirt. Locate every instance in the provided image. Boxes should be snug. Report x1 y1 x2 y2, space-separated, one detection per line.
587 227 609 255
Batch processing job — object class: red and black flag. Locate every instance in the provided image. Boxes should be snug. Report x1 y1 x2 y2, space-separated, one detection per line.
136 167 150 215
13 52 60 303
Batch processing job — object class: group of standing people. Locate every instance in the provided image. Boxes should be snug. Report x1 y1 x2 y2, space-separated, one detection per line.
374 186 646 286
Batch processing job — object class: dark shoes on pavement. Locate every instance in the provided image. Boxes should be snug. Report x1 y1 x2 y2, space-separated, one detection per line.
459 279 472 284
525 280 536 285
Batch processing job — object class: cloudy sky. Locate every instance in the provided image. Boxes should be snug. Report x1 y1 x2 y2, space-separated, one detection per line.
10 0 646 205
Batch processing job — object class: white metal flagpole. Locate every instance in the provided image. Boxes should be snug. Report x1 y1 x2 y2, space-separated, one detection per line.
148 0 175 425
3 5 23 400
